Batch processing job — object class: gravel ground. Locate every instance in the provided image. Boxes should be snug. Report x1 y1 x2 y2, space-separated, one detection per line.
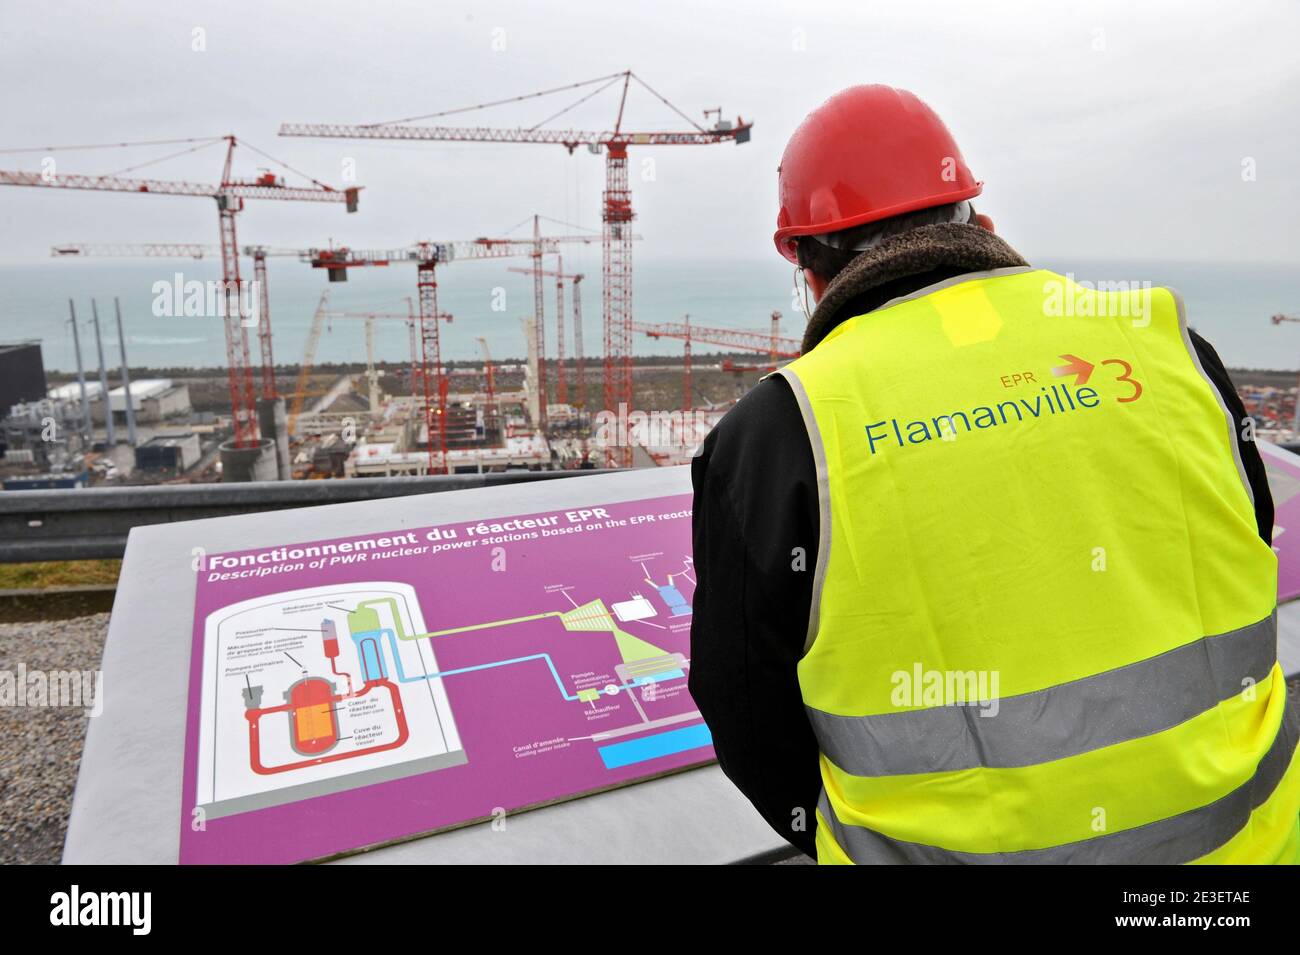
0 612 108 864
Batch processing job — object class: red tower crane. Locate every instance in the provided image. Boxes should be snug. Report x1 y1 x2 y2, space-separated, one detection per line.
633 313 798 358
531 217 549 426
3 136 359 447
280 71 751 466
635 312 796 409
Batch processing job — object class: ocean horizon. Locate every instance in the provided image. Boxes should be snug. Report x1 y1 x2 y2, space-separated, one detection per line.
3 255 1298 374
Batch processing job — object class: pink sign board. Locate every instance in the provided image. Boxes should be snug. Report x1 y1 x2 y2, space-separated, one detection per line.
179 493 706 863
1261 442 1300 603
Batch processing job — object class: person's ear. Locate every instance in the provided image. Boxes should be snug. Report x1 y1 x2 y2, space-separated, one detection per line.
805 268 828 303
975 213 995 233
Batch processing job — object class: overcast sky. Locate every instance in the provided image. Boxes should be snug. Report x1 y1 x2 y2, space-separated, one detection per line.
1 0 1298 266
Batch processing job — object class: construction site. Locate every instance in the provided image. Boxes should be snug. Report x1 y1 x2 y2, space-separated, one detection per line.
0 73 794 488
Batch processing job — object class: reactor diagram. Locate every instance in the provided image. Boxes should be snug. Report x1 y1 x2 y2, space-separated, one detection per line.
193 555 700 823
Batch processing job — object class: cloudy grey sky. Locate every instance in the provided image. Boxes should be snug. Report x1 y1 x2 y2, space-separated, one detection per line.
1 0 1298 266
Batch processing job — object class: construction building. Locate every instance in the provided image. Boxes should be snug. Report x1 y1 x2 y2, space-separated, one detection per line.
0 343 47 411
93 379 191 426
136 433 202 474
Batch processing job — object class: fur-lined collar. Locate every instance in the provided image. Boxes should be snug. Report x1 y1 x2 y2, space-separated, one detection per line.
802 223 1029 353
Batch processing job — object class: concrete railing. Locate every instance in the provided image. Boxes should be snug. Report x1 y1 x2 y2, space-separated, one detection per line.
0 470 613 562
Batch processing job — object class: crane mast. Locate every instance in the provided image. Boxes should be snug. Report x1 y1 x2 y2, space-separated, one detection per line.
572 274 587 411
509 256 582 410
251 247 275 400
683 314 692 415
417 257 449 475
478 337 498 444
603 137 634 453
532 216 548 428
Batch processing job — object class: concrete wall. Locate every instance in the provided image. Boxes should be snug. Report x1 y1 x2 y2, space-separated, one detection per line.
257 397 290 481
92 384 191 426
219 437 278 483
143 384 191 421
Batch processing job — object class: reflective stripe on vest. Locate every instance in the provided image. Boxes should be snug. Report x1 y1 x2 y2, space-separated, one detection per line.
808 612 1277 776
778 268 1300 865
815 691 1298 865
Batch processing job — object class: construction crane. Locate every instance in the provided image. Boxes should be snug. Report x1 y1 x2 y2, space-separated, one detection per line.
633 313 797 358
635 312 794 410
4 136 359 448
1270 313 1300 432
406 298 420 395
477 336 499 445
288 290 333 435
364 314 379 414
300 233 600 474
51 242 212 258
508 258 586 410
570 273 587 411
51 241 304 402
325 309 421 421
249 246 284 400
555 255 567 406
288 305 415 437
531 217 550 424
683 314 692 414
280 70 751 466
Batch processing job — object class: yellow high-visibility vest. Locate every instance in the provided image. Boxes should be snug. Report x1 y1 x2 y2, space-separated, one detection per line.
775 267 1300 864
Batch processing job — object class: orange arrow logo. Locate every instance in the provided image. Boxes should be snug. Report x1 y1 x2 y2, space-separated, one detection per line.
1052 354 1095 386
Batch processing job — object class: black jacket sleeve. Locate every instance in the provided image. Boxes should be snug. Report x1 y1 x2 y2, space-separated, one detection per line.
689 375 822 858
1189 329 1274 544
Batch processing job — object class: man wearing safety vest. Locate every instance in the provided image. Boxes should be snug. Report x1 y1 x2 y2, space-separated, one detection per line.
688 85 1300 864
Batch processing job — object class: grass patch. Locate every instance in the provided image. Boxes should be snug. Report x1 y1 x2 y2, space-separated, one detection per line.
0 560 122 590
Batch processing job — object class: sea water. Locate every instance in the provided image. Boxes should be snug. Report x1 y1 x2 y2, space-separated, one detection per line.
1 255 1297 373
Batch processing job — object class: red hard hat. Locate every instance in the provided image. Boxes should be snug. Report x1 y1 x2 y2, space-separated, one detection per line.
774 85 982 262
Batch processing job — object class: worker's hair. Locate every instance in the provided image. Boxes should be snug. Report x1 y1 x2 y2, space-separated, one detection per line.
796 201 978 282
